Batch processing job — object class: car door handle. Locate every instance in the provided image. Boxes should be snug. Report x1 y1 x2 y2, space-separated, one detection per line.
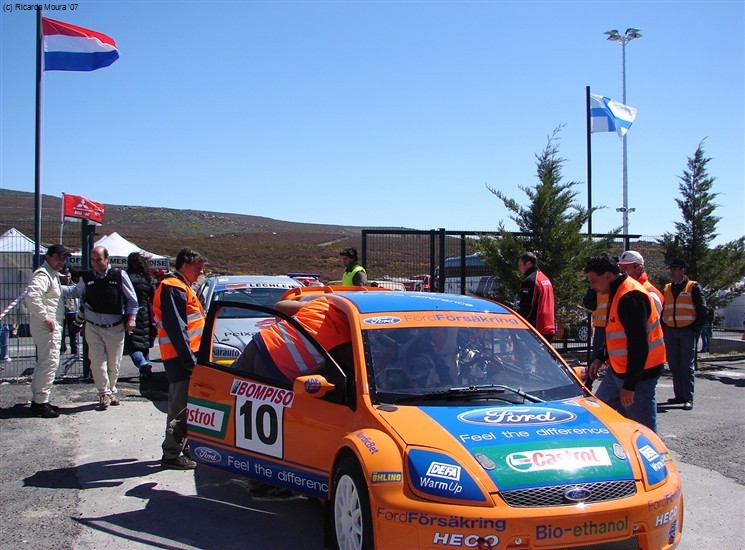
191 383 216 397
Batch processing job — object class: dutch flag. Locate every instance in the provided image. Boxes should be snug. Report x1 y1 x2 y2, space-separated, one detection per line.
590 94 637 138
42 17 119 72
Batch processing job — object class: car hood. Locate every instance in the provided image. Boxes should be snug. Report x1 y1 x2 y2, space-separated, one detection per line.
379 399 634 491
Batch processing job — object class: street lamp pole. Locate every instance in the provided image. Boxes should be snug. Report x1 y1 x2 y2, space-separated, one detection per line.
605 28 641 249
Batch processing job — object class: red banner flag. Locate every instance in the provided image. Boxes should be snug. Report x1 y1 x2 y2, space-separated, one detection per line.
63 193 105 224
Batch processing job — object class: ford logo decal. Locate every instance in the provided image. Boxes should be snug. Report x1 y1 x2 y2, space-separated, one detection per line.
194 446 222 463
458 407 577 426
564 486 592 502
363 316 401 325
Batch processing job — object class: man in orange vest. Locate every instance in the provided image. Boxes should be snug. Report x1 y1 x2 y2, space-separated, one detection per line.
585 254 666 432
662 258 707 411
233 296 351 383
153 248 207 469
617 250 663 314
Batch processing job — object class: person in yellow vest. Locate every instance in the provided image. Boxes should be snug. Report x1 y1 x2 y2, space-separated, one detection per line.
340 247 367 286
585 253 666 432
153 248 207 469
662 258 707 411
582 287 608 390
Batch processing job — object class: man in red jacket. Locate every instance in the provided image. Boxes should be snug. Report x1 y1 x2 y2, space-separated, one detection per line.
517 252 556 341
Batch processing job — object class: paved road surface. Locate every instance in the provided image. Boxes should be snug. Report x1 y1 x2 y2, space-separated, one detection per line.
1 357 743 549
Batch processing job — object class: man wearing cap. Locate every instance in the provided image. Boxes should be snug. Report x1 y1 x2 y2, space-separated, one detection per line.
617 250 664 314
74 246 138 410
662 259 707 411
25 244 77 418
340 247 367 286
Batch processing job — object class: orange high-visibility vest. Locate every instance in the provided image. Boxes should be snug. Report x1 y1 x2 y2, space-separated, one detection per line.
606 277 666 374
662 280 697 327
258 297 350 380
638 272 664 308
592 292 609 328
153 274 205 361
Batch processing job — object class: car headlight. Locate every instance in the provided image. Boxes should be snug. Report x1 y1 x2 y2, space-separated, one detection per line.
406 448 488 504
634 433 669 490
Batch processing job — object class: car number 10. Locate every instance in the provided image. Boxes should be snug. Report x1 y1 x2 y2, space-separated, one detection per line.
234 394 284 458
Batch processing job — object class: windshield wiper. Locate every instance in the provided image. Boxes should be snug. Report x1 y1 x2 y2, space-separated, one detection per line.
393 384 544 404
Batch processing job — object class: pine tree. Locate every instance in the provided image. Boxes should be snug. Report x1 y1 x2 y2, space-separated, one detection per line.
659 141 745 307
477 127 614 324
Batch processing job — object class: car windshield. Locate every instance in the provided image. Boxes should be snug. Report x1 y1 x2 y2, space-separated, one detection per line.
213 288 289 318
363 326 584 404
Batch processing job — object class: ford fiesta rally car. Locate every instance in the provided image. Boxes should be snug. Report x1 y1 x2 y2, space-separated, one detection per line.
187 287 683 549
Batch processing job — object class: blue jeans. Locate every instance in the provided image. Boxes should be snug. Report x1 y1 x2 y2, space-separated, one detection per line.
663 326 696 402
0 325 9 360
595 369 659 432
130 350 151 370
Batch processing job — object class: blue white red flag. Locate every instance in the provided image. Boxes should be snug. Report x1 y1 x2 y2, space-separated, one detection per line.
590 94 637 138
42 17 119 72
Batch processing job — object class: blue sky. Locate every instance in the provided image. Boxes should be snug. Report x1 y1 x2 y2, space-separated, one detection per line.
1 1 743 246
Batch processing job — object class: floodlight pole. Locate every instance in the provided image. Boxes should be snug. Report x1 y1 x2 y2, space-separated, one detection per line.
606 28 641 249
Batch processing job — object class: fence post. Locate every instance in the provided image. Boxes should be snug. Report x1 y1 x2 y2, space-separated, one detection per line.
438 228 446 293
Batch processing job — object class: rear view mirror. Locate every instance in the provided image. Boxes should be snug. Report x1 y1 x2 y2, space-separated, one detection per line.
293 375 336 398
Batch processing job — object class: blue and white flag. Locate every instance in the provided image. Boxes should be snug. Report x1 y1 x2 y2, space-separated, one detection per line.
590 94 637 138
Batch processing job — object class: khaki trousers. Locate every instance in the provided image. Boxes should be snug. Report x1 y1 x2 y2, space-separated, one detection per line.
30 318 63 404
85 322 125 397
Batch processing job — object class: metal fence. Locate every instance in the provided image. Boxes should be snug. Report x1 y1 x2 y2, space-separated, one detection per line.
1 219 86 378
361 228 745 362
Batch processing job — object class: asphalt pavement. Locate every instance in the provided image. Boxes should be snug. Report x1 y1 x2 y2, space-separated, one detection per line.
0 355 743 549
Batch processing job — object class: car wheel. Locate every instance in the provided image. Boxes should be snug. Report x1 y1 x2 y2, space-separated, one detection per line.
333 458 374 550
578 325 589 343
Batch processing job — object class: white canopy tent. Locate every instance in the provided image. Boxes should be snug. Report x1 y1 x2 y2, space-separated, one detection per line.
69 232 169 270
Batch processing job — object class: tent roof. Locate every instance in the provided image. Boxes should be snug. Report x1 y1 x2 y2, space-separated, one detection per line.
70 232 168 269
0 228 44 253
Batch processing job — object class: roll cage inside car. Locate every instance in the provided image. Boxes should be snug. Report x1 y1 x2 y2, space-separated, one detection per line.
197 300 353 408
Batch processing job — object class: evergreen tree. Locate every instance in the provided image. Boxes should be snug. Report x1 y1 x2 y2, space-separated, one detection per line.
477 127 614 325
659 141 745 308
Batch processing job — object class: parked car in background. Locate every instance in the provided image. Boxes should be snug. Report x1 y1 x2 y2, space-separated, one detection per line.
287 273 324 287
196 275 301 363
188 287 684 549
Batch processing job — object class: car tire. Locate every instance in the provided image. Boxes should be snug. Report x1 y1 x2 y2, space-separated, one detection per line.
332 457 374 550
578 325 589 343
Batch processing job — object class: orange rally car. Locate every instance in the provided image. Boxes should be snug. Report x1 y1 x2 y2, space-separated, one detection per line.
187 287 683 549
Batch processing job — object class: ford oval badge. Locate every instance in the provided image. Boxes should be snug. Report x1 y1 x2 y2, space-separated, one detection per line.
564 486 592 502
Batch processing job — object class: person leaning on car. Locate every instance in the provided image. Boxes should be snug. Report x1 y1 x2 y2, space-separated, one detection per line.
585 253 666 433
153 248 207 470
233 297 352 382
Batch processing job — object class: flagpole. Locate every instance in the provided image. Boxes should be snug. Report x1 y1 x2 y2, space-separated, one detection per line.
34 10 43 268
586 86 592 238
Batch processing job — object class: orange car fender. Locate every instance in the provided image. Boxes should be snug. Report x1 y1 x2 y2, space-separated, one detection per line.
336 428 405 488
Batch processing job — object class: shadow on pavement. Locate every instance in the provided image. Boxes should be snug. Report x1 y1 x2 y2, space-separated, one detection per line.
23 458 163 489
73 476 326 549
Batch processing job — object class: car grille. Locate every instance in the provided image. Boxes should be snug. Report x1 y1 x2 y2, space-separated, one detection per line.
562 536 640 550
499 480 637 507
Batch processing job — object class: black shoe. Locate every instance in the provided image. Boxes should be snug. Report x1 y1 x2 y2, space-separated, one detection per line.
667 398 686 404
161 456 196 470
30 402 60 418
139 365 153 381
683 401 693 411
182 446 191 460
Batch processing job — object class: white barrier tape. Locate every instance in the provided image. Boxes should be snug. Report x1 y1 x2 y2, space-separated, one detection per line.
0 290 28 322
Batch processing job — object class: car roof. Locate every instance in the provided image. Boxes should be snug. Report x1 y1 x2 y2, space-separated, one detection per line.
330 291 510 314
206 275 301 291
